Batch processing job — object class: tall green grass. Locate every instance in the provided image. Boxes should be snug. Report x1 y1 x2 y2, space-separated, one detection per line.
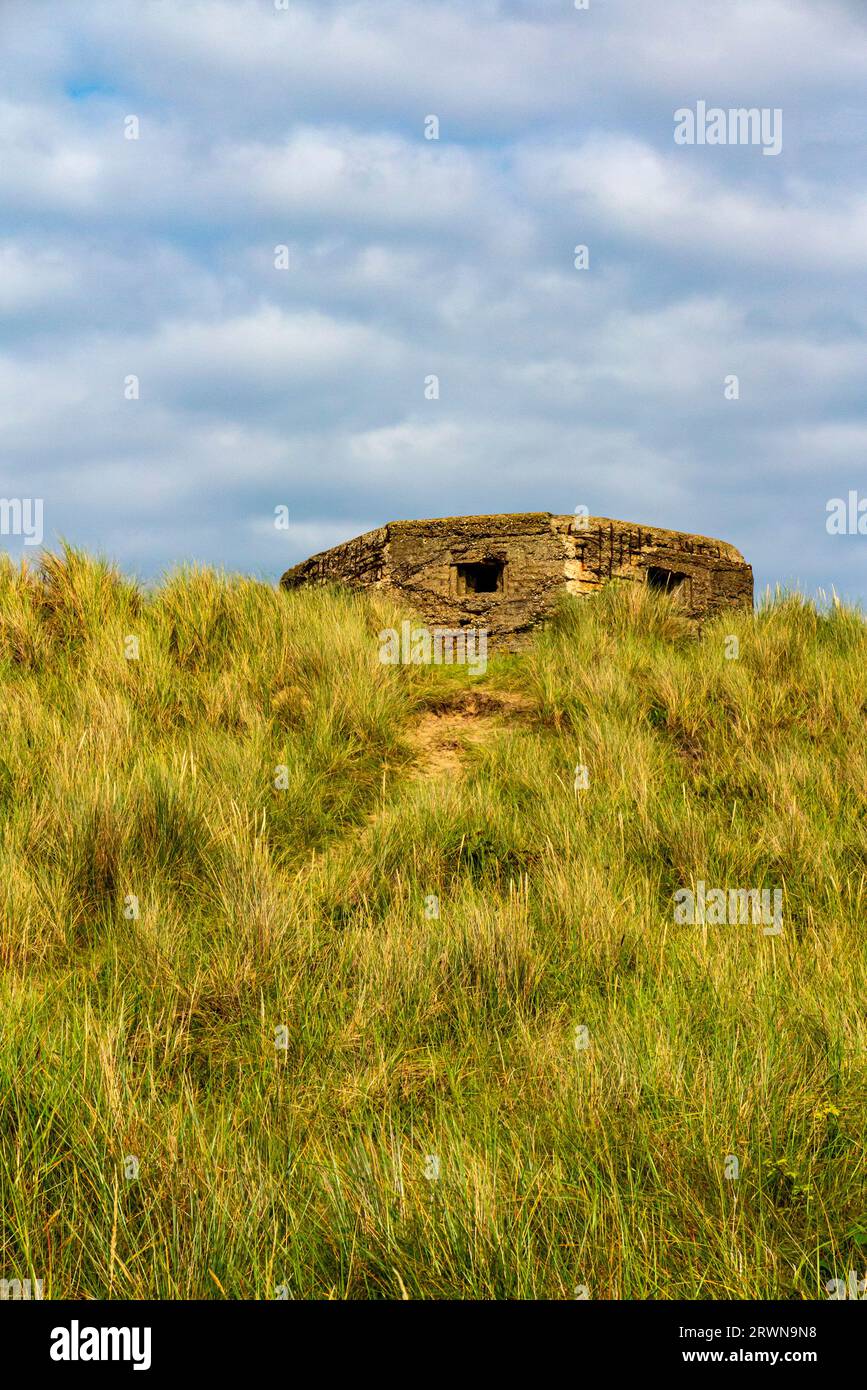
0 547 864 1298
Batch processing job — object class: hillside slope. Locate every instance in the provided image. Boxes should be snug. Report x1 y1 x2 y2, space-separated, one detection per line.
0 548 864 1299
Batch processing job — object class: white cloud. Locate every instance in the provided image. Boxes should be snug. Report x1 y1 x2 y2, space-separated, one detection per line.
0 241 78 313
518 135 867 272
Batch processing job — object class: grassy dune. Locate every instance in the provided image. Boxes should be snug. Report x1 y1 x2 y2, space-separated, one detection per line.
0 546 864 1299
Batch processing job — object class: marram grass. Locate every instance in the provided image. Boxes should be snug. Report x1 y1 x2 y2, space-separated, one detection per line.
0 546 864 1299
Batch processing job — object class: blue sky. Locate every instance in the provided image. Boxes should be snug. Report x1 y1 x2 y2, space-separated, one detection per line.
1 0 866 599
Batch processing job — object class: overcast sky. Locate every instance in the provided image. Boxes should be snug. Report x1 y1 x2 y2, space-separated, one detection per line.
1 0 865 600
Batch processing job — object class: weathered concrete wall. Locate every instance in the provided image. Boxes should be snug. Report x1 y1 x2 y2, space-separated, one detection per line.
280 524 389 590
280 513 753 646
382 514 564 646
554 517 754 624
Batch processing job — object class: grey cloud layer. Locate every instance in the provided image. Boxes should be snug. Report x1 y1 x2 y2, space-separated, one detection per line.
0 0 865 599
